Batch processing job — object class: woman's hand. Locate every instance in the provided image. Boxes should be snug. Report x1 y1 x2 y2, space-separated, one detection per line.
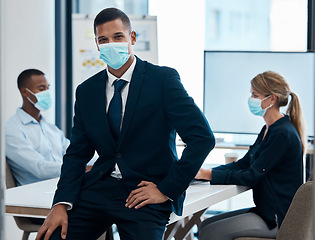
195 168 212 181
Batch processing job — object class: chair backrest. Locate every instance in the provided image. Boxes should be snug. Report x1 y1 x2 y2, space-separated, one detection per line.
6 158 17 189
5 157 43 238
276 181 313 240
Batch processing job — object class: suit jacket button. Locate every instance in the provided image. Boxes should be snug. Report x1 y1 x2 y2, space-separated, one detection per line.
116 153 121 158
99 171 104 176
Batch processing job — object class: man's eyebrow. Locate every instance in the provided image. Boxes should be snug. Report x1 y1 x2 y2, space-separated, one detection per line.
38 84 48 88
98 36 106 40
98 32 124 38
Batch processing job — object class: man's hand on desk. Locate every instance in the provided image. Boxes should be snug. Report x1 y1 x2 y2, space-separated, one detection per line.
195 168 212 181
125 181 168 209
36 204 68 240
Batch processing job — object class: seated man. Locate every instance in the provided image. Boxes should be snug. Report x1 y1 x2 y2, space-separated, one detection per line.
5 69 69 186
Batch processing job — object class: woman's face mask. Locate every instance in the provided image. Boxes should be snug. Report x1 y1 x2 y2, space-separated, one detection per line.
248 95 273 116
26 88 52 111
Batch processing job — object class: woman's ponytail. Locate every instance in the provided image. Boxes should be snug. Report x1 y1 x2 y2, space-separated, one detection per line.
287 92 307 154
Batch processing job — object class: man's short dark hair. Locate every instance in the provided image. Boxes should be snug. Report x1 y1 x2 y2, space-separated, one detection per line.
94 8 131 35
17 69 44 89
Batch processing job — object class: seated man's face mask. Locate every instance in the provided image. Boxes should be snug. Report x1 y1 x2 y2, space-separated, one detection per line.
26 88 52 111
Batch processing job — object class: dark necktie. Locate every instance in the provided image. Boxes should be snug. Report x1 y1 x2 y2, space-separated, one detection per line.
108 79 127 141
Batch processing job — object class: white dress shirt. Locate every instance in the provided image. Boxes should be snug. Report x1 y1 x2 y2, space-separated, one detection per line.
5 108 70 186
106 57 172 201
106 56 136 178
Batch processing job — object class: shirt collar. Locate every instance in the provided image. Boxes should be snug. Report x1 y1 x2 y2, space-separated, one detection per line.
106 56 137 85
16 108 44 125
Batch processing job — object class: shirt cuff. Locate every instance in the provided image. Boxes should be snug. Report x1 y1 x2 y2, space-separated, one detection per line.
53 202 73 211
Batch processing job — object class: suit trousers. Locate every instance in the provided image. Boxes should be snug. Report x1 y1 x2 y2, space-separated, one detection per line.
48 176 171 240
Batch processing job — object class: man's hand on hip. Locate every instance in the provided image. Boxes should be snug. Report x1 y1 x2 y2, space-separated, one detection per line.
35 204 68 240
125 181 168 209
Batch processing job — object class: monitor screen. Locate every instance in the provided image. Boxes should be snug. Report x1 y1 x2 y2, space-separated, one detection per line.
203 51 314 137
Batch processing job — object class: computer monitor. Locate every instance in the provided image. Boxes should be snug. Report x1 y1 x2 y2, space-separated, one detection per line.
203 51 314 139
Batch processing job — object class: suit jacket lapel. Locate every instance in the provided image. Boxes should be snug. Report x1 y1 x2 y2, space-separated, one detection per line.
119 57 145 146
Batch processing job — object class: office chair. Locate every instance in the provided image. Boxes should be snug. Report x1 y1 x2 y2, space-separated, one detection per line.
234 181 313 240
5 158 43 240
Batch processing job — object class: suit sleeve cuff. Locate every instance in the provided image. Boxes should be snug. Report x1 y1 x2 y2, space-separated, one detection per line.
210 168 227 184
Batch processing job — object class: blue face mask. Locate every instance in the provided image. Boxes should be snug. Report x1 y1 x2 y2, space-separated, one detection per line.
99 42 130 69
248 96 273 116
26 88 52 111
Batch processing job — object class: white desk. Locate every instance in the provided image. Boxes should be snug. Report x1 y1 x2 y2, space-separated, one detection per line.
5 178 57 218
5 178 248 239
215 142 314 155
168 181 248 224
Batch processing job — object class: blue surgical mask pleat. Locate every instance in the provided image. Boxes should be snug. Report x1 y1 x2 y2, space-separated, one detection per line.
248 95 272 117
99 42 130 69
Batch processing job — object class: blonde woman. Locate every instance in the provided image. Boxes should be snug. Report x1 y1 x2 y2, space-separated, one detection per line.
196 71 306 240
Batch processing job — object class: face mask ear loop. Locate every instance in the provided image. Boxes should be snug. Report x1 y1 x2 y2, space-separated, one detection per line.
26 97 36 105
262 95 271 101
262 95 273 111
25 88 36 96
25 88 37 105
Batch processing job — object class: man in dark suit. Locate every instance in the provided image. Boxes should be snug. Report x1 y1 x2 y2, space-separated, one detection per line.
36 7 215 240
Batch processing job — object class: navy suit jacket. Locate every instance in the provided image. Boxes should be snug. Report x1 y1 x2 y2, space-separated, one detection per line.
53 57 215 215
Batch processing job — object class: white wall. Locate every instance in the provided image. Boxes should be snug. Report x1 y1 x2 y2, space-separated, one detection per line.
1 0 55 239
149 0 205 108
1 0 55 123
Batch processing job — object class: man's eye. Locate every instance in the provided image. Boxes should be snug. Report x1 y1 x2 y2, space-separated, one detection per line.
98 39 107 44
115 35 124 39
